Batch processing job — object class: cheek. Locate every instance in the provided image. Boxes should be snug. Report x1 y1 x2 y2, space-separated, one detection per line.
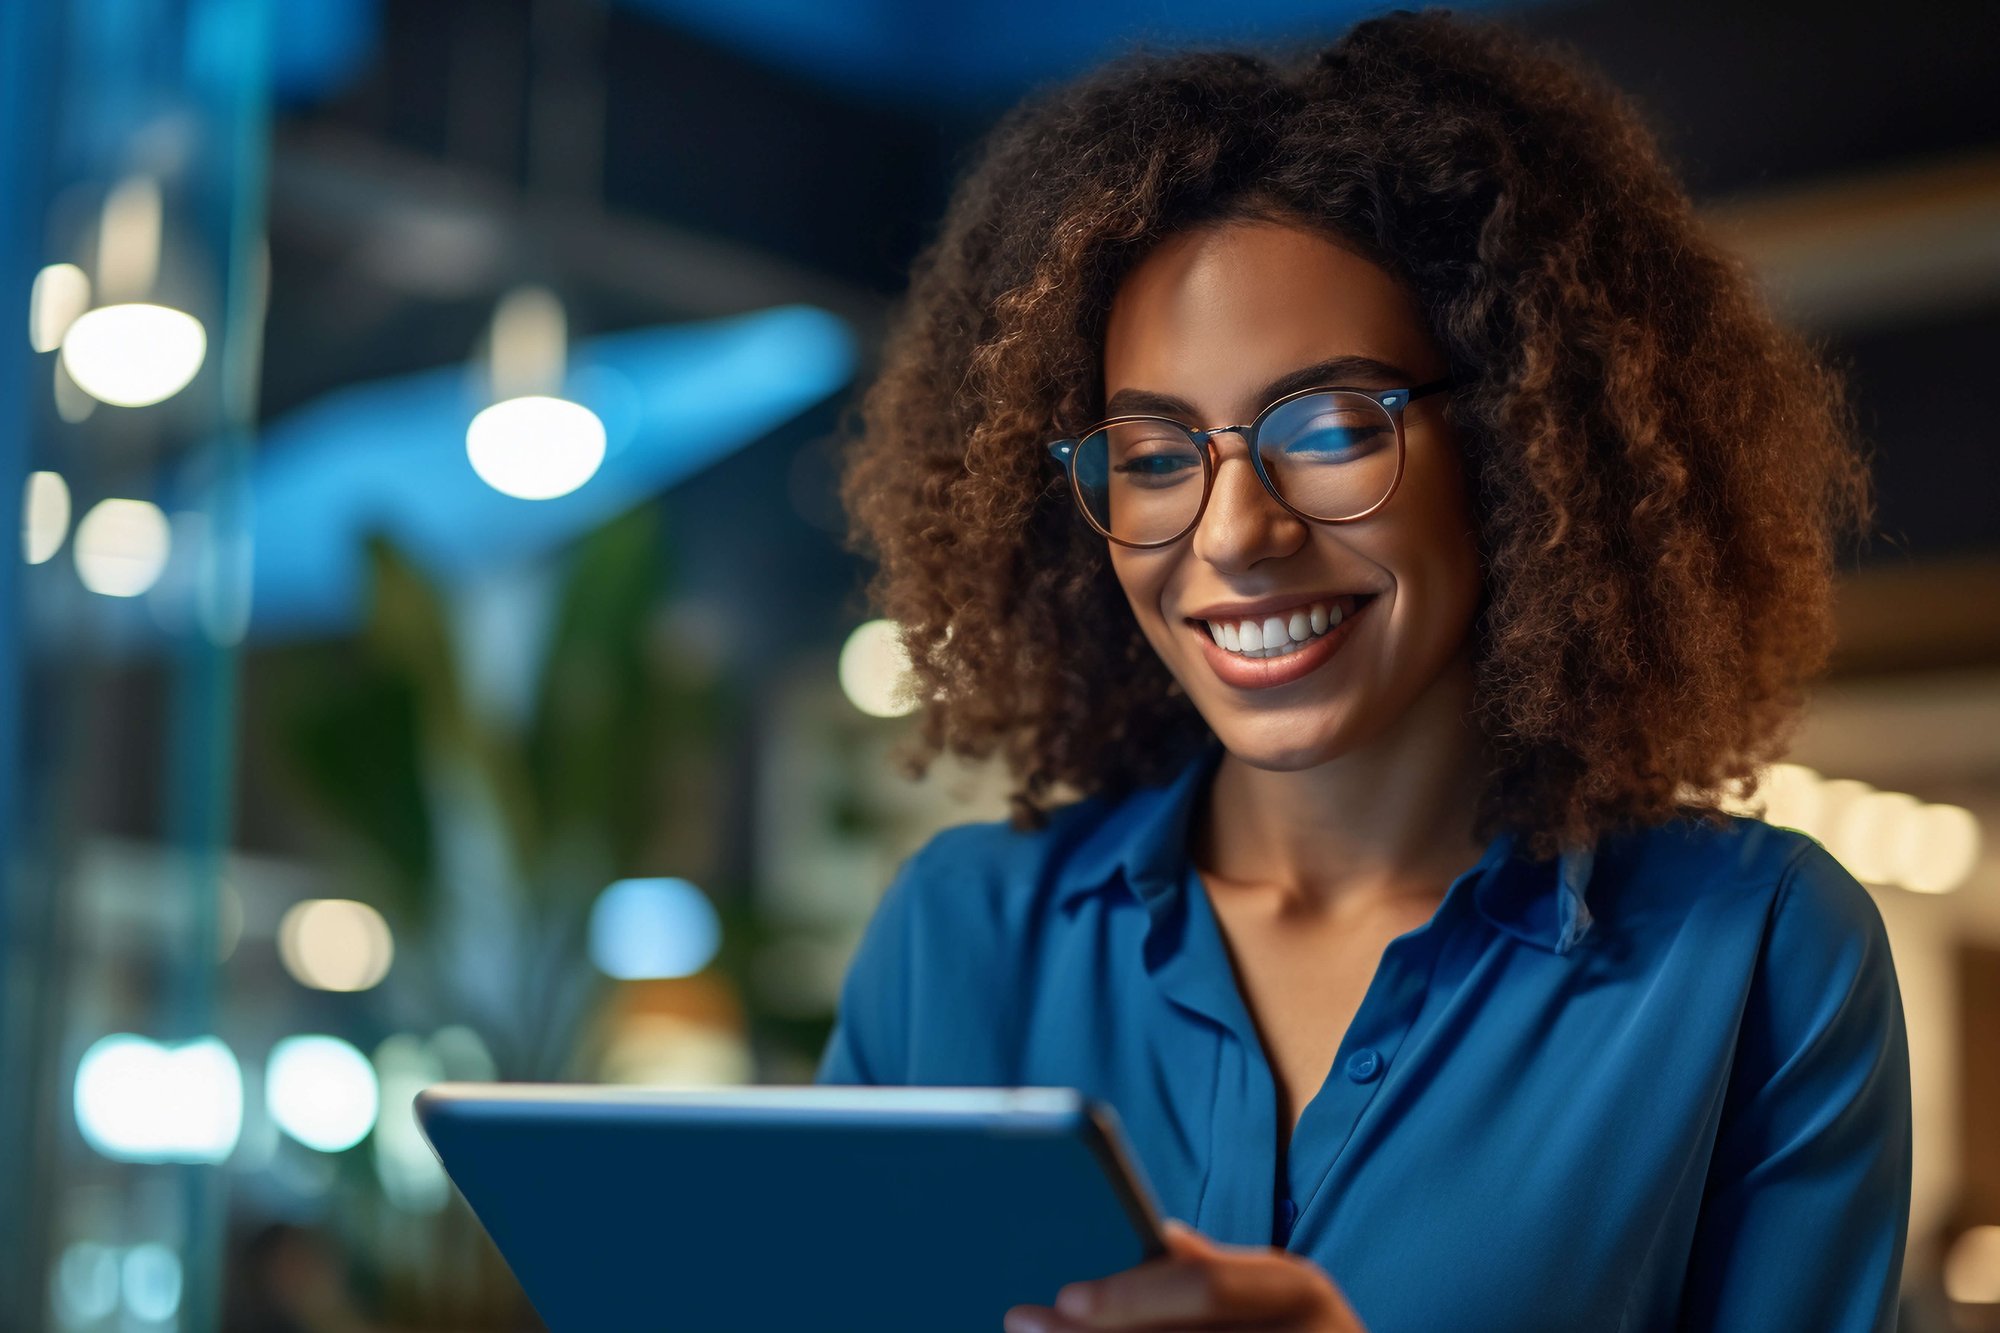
1304 430 1472 643
1107 550 1189 665
1108 550 1171 623
1385 467 1483 639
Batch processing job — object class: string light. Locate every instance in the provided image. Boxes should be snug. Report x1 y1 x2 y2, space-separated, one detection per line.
1735 763 1983 894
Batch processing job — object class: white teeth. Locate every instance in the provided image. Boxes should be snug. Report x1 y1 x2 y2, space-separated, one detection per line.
1200 597 1364 660
1192 596 1352 660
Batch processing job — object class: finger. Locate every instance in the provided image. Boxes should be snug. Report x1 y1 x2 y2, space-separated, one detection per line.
1002 1303 1068 1333
1003 1306 1205 1333
1055 1246 1315 1327
1043 1222 1204 1328
1158 1219 1230 1261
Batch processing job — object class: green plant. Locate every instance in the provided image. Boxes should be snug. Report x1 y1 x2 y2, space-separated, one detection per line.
266 503 730 1078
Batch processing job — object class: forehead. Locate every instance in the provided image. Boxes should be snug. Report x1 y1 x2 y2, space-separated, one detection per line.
1102 220 1434 405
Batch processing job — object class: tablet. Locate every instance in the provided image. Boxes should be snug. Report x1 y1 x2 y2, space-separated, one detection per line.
413 1082 1167 1332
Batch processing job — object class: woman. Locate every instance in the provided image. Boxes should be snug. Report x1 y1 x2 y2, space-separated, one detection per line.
819 9 1909 1331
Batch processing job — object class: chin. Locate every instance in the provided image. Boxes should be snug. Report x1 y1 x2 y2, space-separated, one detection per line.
1201 706 1357 771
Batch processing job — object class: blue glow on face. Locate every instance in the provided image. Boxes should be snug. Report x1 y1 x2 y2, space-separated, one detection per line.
589 877 722 980
233 303 855 639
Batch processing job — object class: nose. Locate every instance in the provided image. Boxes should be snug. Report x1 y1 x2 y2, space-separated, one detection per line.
1189 430 1309 572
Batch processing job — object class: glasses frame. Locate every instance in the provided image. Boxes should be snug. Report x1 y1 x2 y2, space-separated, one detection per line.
1045 377 1455 549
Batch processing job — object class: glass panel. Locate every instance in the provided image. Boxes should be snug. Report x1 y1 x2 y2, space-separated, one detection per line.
0 1 269 1329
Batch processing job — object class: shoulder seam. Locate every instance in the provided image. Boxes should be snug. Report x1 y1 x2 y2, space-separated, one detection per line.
1763 831 1824 928
1772 833 1819 900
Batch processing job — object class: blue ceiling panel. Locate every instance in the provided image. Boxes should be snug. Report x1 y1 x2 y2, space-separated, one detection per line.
235 303 855 638
613 0 1529 105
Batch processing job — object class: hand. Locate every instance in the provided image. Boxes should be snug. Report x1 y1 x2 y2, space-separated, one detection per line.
1002 1219 1368 1332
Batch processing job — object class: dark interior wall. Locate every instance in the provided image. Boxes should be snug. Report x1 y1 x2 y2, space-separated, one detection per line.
1512 0 2000 199
1838 307 2000 565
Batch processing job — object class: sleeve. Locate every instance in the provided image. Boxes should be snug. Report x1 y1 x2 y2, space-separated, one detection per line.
813 847 927 1086
1677 838 1914 1332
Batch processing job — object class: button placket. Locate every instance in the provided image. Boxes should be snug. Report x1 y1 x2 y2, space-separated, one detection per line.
1281 854 1493 1244
1280 956 1419 1213
1172 864 1278 1246
1275 1195 1300 1246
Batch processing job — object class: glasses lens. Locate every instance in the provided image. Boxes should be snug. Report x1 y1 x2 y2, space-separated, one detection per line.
1073 419 1205 544
1255 391 1399 520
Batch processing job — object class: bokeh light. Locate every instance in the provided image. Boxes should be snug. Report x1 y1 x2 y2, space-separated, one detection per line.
429 1023 498 1081
28 261 89 353
73 497 171 597
1738 763 1983 894
465 395 607 499
59 304 207 407
1944 1223 2000 1305
1834 789 1921 884
1753 762 1823 832
52 356 96 422
97 174 162 297
487 283 568 399
266 1035 381 1152
1895 803 1982 895
276 897 394 992
120 1243 182 1323
588 877 721 980
74 1034 242 1163
372 1034 450 1212
838 618 916 718
599 1013 753 1086
54 1243 120 1325
22 470 71 565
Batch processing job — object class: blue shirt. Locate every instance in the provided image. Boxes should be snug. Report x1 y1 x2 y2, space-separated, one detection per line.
817 738 1912 1332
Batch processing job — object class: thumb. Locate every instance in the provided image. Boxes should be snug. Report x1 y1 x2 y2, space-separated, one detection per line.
1159 1218 1224 1257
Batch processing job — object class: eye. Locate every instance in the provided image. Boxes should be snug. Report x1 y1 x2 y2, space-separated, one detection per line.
1116 453 1189 471
1272 419 1389 461
1113 453 1200 480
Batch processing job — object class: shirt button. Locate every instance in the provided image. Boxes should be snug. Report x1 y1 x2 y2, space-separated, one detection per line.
1345 1047 1383 1082
1275 1196 1299 1245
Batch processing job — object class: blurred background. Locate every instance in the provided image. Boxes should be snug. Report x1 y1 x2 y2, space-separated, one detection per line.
0 0 1997 1329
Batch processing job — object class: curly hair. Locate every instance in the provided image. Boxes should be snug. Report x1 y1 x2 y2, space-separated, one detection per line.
838 6 1874 860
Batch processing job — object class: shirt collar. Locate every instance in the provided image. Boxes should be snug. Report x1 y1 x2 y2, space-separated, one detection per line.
1056 736 1599 955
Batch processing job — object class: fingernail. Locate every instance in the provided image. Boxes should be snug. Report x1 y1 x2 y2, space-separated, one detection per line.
1056 1285 1093 1317
1004 1313 1045 1333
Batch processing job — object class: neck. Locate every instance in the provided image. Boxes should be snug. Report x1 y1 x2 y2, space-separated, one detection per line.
1193 646 1492 916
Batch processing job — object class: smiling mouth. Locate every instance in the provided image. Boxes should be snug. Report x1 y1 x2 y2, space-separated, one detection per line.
1184 593 1376 659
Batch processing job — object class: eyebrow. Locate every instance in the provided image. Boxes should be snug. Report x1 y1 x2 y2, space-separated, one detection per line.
1103 354 1415 420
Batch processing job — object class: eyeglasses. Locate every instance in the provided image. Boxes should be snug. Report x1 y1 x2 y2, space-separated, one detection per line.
1045 378 1454 548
